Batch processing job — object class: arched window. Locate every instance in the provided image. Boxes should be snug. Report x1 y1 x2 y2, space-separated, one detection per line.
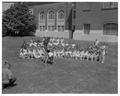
58 10 64 19
40 11 44 20
103 23 118 36
48 10 55 19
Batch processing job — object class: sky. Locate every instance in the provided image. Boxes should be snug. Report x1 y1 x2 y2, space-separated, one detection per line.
2 2 14 12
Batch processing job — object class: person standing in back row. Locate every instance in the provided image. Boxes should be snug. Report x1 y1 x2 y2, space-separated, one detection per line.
101 45 106 63
94 39 99 46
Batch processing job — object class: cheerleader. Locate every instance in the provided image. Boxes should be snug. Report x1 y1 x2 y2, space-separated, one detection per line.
84 50 89 60
75 51 80 60
19 48 27 59
60 39 64 44
45 50 54 64
79 49 84 60
81 50 85 60
53 50 57 58
43 37 50 52
94 39 99 46
27 47 34 59
101 45 106 63
71 44 76 48
71 50 76 59
33 47 40 58
53 40 59 46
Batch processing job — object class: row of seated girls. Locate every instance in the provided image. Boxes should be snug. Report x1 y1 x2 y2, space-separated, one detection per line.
19 38 107 63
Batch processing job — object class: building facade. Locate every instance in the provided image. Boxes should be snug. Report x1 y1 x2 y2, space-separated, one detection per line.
27 2 118 42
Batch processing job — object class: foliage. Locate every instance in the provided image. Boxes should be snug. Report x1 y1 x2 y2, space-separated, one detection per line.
2 3 36 36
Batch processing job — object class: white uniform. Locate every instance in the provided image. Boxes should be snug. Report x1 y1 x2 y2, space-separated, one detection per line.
101 46 106 63
95 39 99 46
48 52 54 57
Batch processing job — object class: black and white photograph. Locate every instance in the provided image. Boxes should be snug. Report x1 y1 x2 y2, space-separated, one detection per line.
2 1 118 94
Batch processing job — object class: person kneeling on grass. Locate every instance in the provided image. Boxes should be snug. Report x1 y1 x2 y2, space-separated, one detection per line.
44 49 54 64
2 61 16 89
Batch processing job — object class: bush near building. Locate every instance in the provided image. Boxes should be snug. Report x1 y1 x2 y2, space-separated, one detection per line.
2 3 36 36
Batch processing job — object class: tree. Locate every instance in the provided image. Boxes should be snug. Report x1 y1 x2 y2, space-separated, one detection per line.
2 3 36 36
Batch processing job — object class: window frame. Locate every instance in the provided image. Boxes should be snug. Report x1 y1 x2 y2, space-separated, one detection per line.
102 2 118 10
103 23 118 36
48 10 55 19
84 24 90 35
40 11 45 20
58 10 64 19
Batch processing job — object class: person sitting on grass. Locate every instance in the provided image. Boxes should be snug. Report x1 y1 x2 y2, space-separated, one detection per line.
48 50 54 64
19 48 28 59
2 60 16 89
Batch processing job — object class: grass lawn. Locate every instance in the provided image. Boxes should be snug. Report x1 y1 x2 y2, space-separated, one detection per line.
2 36 118 93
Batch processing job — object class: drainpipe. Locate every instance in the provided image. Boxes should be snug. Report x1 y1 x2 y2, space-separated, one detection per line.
69 2 76 39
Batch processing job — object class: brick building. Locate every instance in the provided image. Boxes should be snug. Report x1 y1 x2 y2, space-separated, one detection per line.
27 2 118 42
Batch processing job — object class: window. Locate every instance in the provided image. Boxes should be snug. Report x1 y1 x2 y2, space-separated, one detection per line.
84 24 90 35
40 26 45 31
43 26 45 31
58 25 64 32
102 2 118 9
58 10 64 19
40 26 42 31
58 26 60 32
40 12 44 20
48 26 50 31
48 11 55 19
48 26 55 31
62 26 64 31
82 3 91 12
52 26 54 31
103 23 118 36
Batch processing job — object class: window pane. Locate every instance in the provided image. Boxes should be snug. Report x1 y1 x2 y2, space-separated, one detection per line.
111 2 118 8
43 26 45 31
103 2 118 9
84 24 90 34
103 23 118 35
62 26 64 31
82 3 90 11
40 12 44 20
58 26 60 32
114 2 118 7
103 2 110 8
48 26 50 31
40 26 42 31
58 10 64 19
52 26 54 31
49 11 55 19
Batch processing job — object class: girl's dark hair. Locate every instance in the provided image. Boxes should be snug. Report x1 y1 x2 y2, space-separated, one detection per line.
47 49 50 53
